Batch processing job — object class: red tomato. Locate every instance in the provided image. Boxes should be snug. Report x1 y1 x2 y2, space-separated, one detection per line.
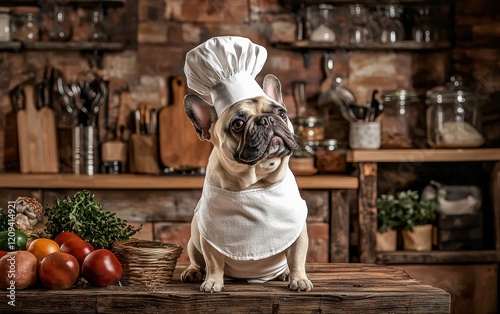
0 251 7 259
82 249 122 287
60 238 94 268
54 232 82 247
39 252 79 290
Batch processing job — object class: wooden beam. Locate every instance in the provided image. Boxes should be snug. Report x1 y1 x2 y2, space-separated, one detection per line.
0 173 359 190
330 190 349 263
347 148 500 163
358 162 378 264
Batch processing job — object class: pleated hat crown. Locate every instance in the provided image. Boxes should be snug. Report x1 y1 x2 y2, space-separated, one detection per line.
184 36 268 116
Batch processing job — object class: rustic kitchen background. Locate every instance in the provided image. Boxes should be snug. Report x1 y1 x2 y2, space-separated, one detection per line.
0 0 499 313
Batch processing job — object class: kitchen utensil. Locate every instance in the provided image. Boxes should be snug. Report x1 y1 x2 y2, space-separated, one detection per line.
101 88 129 167
370 89 383 121
292 80 307 118
320 52 334 93
348 104 368 121
17 84 59 173
158 76 212 170
318 76 357 123
73 125 97 175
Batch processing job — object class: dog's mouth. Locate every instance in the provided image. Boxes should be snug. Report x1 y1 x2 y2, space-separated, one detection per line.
235 115 298 165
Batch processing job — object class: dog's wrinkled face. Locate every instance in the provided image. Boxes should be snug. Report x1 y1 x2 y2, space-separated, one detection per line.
184 74 298 169
217 99 297 165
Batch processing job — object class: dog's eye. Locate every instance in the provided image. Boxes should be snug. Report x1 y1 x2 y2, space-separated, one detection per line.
277 109 287 120
231 119 245 132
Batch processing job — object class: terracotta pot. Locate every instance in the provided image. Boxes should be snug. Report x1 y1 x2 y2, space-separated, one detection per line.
402 224 433 251
376 229 397 252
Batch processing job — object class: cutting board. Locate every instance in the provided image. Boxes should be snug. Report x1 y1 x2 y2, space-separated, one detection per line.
158 76 212 169
17 85 59 173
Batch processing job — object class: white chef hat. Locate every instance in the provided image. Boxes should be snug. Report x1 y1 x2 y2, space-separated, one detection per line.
184 36 268 116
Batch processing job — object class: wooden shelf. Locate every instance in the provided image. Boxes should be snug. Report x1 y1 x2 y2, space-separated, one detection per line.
0 173 359 190
23 41 126 51
376 250 500 265
2 0 125 6
279 0 451 10
272 40 451 51
0 42 21 51
347 148 500 163
0 41 125 52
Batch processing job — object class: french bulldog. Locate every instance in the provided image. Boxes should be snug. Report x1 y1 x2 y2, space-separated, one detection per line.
180 74 313 293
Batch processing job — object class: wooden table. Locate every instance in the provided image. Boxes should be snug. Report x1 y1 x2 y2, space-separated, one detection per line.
1 263 450 313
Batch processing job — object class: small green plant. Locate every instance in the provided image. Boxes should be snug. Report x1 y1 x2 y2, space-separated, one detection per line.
376 190 437 232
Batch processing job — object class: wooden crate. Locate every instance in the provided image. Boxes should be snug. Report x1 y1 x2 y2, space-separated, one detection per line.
438 213 483 250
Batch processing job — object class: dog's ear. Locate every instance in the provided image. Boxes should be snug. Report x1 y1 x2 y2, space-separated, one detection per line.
184 94 217 141
263 74 284 106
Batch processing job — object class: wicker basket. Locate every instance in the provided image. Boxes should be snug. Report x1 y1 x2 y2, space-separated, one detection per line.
112 239 183 288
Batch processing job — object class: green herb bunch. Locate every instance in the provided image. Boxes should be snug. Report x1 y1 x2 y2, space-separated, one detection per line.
376 190 437 232
44 190 141 249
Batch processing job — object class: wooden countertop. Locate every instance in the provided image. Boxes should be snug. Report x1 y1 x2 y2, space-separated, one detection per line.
0 263 450 314
0 173 359 190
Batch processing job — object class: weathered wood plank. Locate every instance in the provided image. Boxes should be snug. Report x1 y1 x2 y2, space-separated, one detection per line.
0 263 450 314
358 162 378 264
330 190 349 263
401 264 497 314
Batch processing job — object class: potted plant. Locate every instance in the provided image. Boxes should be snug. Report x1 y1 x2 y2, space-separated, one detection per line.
375 194 401 252
398 190 437 251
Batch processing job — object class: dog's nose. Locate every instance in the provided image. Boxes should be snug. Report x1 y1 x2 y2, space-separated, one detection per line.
257 115 276 126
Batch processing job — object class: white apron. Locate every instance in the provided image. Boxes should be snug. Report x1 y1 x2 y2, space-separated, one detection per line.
195 169 308 282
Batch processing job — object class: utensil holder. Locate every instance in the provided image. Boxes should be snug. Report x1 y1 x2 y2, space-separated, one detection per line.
129 134 160 174
73 126 99 175
349 121 381 149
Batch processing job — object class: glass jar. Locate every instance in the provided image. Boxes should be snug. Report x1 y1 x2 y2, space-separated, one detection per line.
46 5 73 41
11 7 40 42
380 89 420 148
0 7 10 42
294 116 325 142
379 4 405 43
426 76 484 148
316 139 347 173
307 4 336 43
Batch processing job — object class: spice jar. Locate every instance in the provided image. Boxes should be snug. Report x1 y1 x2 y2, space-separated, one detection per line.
316 139 347 173
426 76 484 148
294 117 325 142
0 7 10 42
11 7 40 42
380 89 420 148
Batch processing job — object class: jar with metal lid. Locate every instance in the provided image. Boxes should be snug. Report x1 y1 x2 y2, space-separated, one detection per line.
380 89 420 148
294 116 325 142
426 76 484 148
316 139 347 173
11 6 40 42
0 7 10 42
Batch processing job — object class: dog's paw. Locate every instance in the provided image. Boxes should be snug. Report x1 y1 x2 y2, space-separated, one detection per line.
200 278 224 293
288 275 313 292
180 266 204 282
